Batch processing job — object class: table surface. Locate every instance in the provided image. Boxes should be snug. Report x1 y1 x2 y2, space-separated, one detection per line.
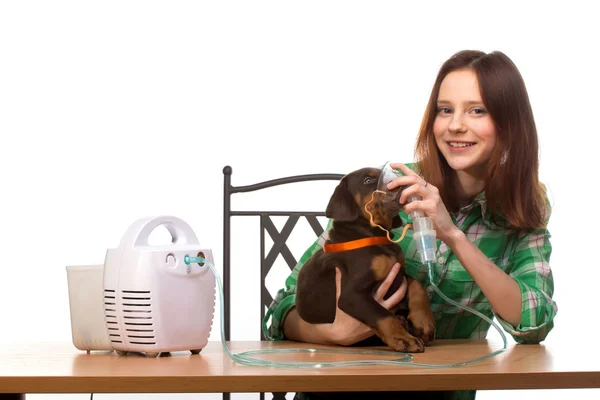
1 340 599 394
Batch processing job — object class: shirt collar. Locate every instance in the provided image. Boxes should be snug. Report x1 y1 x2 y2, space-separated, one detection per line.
452 191 488 227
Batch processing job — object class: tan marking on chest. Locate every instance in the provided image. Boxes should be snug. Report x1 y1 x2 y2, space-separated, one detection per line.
370 254 400 280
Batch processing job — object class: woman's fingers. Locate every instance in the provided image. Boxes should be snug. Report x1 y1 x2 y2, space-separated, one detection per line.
398 183 422 205
389 163 417 177
382 276 408 309
341 261 407 312
399 181 438 204
373 262 408 310
375 263 400 301
387 163 435 193
386 168 425 191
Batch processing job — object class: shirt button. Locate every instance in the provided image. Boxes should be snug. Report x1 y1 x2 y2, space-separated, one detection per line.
437 257 445 264
427 287 434 294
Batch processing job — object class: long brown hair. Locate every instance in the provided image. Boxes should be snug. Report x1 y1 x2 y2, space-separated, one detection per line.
414 50 548 231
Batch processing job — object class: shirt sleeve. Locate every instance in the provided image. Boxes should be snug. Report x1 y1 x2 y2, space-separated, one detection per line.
262 221 330 341
494 204 558 344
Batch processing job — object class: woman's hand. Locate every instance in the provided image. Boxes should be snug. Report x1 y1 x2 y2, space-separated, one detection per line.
321 263 407 346
388 163 462 246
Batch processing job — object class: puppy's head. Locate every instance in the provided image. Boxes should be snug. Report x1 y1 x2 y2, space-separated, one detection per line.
325 167 406 230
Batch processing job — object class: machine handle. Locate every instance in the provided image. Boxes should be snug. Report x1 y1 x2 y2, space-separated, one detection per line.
119 216 200 248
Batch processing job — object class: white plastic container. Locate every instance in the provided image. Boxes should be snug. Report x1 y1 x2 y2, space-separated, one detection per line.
67 215 216 357
66 264 113 352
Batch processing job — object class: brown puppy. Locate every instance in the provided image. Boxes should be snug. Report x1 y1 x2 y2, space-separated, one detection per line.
296 167 435 352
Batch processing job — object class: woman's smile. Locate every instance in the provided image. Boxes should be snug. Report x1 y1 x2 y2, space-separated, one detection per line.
446 141 476 151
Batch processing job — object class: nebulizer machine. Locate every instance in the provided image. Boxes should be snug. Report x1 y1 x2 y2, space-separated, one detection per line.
66 216 216 357
66 163 507 368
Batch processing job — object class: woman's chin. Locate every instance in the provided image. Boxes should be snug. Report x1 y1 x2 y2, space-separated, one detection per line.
445 159 488 177
443 153 476 170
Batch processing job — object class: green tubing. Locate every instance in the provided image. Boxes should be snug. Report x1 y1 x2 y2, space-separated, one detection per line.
185 256 506 368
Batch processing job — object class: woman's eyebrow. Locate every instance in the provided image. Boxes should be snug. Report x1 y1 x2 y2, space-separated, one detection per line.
436 100 484 105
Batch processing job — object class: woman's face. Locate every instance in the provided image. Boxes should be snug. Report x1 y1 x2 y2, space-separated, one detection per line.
433 69 497 178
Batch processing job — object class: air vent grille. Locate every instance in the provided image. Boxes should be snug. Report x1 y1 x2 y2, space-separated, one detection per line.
121 290 155 345
104 289 122 344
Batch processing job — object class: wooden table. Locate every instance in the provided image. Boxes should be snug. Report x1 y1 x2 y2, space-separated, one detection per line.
1 339 599 397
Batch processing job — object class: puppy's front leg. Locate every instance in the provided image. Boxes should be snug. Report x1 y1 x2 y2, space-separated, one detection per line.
337 287 424 353
406 277 436 344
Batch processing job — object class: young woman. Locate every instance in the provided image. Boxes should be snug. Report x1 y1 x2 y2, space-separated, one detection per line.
263 50 557 400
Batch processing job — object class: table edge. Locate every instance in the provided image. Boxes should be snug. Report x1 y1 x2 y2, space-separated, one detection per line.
2 372 600 393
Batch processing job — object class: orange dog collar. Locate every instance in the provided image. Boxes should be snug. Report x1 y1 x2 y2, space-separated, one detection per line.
323 236 393 253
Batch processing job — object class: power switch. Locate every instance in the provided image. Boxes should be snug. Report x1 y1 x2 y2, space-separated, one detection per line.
165 253 176 268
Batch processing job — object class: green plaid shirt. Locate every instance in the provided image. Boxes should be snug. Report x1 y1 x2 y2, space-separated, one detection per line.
262 165 557 400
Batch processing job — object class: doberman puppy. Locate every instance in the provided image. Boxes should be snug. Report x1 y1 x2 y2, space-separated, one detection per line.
296 167 435 352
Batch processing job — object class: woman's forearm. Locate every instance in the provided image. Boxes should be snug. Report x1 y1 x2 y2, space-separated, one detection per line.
282 308 334 345
446 230 522 327
283 308 376 346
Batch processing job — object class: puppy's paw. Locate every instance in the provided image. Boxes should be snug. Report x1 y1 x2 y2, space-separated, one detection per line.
375 315 425 353
408 311 436 344
386 333 424 353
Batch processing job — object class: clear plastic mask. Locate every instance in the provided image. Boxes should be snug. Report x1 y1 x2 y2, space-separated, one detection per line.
377 161 424 216
376 161 403 200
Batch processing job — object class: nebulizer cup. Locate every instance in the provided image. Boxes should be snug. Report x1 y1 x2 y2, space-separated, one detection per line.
378 162 437 264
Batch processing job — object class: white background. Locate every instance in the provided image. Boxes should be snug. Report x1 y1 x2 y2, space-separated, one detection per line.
1 1 598 399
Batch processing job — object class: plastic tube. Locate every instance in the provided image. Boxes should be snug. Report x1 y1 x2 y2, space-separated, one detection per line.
184 256 507 369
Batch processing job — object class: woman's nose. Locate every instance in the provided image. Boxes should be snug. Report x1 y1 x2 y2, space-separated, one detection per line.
449 114 467 133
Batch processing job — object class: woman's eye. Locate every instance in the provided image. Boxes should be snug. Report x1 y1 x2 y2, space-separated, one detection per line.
363 177 374 185
437 107 452 114
470 107 487 115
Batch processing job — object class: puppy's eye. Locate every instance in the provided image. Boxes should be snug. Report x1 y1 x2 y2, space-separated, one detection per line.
363 177 375 185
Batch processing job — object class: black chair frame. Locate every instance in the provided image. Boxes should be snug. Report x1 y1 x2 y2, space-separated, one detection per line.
222 165 343 400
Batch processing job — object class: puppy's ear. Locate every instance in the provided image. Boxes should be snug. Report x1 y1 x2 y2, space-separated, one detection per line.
325 179 359 222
